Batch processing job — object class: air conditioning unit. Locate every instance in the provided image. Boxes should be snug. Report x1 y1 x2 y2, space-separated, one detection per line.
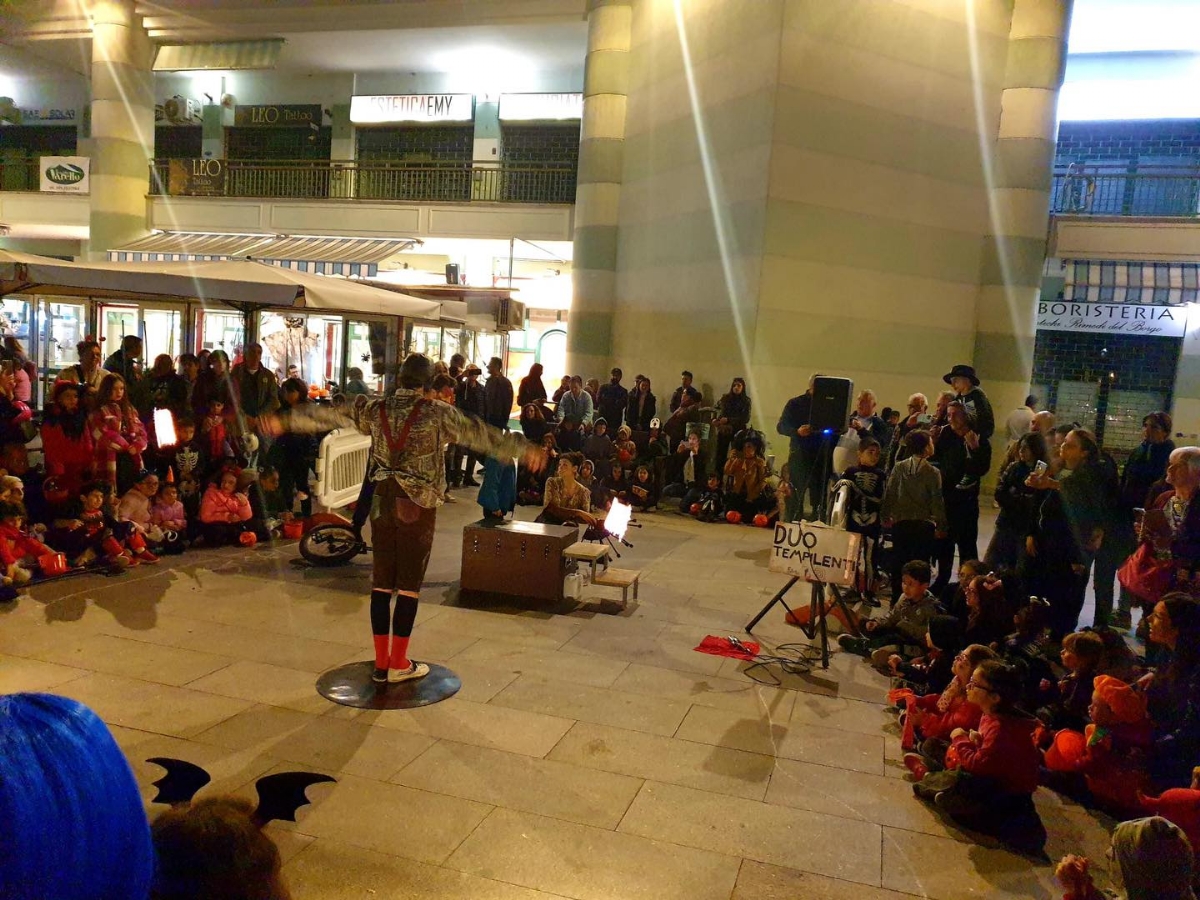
496 298 526 332
163 96 201 125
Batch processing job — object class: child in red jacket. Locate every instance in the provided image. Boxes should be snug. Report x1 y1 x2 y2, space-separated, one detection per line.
198 469 259 546
0 501 51 585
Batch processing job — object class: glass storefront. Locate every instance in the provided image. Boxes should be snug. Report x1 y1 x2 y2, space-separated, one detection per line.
98 303 184 369
258 312 345 388
194 309 245 357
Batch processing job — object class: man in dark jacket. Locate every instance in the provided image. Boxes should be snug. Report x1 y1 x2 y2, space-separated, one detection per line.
596 368 628 429
452 365 486 486
932 401 992 593
104 335 143 386
483 357 513 431
669 370 702 413
776 377 827 522
230 343 281 432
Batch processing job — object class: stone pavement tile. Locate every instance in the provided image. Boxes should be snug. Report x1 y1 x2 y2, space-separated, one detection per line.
490 674 690 737
407 625 482 662
2 629 232 687
185 660 330 714
289 772 492 865
733 860 921 900
285 838 572 900
364 696 574 758
265 829 314 867
56 673 255 738
193 704 438 781
675 704 887 775
618 781 882 887
789 692 895 736
427 657 521 703
392 739 644 829
548 721 774 801
766 758 952 837
445 807 741 900
419 606 583 649
558 623 727 676
109 725 280 804
882 827 1058 898
93 614 362 674
450 641 631 688
0 653 88 693
610 661 799 719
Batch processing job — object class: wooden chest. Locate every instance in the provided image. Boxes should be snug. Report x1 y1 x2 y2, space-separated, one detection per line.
460 520 580 602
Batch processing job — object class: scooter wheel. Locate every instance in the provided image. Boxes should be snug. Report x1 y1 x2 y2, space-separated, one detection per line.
299 523 363 567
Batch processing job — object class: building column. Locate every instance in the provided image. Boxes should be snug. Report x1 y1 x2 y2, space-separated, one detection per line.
566 0 631 378
973 0 1072 439
86 0 154 260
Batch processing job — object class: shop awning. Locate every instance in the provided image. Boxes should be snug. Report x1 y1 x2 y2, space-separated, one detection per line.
108 232 418 277
1 251 441 318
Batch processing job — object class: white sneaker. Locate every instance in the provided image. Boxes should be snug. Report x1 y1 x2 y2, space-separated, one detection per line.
388 662 430 683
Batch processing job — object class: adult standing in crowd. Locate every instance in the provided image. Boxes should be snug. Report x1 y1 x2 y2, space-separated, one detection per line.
1005 395 1037 451
714 377 752 464
1142 593 1200 790
986 431 1047 569
556 375 594 425
596 368 628 430
888 392 930 468
144 354 189 423
177 353 200 405
932 401 992 593
1131 446 1200 602
669 370 702 413
776 377 826 522
192 349 233 423
517 362 548 410
57 339 107 402
272 354 545 683
1025 428 1110 640
626 376 657 432
850 390 889 446
452 364 486 487
484 357 514 431
230 343 281 449
104 334 143 387
943 365 994 441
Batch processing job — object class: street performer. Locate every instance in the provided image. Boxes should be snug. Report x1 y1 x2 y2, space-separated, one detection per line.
268 354 546 685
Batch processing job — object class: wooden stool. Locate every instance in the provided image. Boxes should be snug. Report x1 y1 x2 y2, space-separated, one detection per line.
592 567 640 607
564 541 612 581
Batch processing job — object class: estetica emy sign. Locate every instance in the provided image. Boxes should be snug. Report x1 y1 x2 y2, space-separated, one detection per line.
349 94 473 124
1036 301 1187 338
769 521 860 587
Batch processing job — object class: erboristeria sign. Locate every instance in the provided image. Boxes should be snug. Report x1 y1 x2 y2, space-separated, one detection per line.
769 521 860 587
1036 301 1187 338
40 156 89 194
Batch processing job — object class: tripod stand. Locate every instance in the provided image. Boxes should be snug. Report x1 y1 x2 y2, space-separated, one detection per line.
743 434 862 668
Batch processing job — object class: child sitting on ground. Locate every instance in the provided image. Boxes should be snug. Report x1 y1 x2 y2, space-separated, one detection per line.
250 465 293 537
888 614 963 697
1001 597 1054 709
1044 674 1153 816
636 418 670 469
600 460 629 510
692 473 724 522
583 418 615 465
962 574 1016 648
162 416 208 520
198 468 258 546
1039 630 1105 732
723 435 770 520
614 425 637 467
149 479 188 553
555 417 584 453
898 643 997 772
839 560 940 665
1057 816 1195 900
628 465 658 512
116 469 166 556
914 659 1046 853
50 481 145 570
0 501 52 589
942 559 984 621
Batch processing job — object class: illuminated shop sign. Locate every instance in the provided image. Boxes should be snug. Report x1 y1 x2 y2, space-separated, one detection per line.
1035 300 1187 338
498 93 583 121
349 94 474 124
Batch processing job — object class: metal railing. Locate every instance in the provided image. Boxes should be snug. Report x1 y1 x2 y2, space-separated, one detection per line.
1051 164 1200 217
149 158 577 204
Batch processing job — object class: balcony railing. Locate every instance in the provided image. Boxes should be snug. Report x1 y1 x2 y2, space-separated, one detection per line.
1051 165 1200 218
148 158 577 204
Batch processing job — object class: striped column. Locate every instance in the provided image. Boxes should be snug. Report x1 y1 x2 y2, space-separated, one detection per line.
973 0 1072 415
87 0 154 260
566 0 631 377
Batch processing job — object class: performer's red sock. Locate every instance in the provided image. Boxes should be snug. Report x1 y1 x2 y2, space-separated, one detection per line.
388 637 411 671
372 634 390 670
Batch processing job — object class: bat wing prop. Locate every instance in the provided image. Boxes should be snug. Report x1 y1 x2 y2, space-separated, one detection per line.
252 772 336 825
147 757 212 805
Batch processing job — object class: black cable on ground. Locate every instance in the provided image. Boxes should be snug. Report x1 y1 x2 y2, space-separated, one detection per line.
740 641 824 686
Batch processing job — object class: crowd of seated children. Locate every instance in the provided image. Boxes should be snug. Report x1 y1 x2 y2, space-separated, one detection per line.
47 481 152 571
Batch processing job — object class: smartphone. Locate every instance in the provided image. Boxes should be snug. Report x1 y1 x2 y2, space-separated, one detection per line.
1033 460 1048 476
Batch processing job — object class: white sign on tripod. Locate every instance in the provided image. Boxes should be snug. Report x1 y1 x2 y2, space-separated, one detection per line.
769 521 860 587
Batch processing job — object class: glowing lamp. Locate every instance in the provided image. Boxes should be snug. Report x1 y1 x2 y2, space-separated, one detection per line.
604 498 632 541
154 408 177 447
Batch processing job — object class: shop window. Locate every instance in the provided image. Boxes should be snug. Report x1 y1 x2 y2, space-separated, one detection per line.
1054 380 1099 431
346 319 389 394
1106 390 1167 452
408 324 442 361
195 309 244 356
259 312 343 389
154 126 202 159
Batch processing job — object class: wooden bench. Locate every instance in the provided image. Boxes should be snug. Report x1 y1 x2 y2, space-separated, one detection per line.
591 567 640 607
563 542 612 581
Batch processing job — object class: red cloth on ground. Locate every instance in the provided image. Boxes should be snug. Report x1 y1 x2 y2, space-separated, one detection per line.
695 635 760 661
951 711 1041 796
